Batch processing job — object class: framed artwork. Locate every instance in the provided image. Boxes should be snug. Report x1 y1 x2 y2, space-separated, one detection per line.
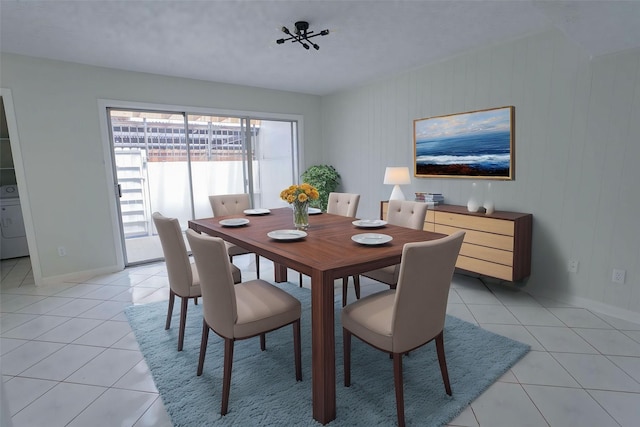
414 106 515 179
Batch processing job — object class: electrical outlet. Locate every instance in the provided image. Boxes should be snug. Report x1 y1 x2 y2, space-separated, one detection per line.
567 259 579 273
57 246 66 257
612 269 626 284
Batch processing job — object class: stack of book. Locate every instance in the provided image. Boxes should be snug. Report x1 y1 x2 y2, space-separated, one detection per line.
415 192 444 205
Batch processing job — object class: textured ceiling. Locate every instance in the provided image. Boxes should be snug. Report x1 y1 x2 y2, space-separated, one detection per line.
1 1 639 96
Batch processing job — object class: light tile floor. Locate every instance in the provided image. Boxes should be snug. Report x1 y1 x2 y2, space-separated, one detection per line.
2 256 640 426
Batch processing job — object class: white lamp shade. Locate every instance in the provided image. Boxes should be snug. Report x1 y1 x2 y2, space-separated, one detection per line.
384 167 411 201
383 167 411 185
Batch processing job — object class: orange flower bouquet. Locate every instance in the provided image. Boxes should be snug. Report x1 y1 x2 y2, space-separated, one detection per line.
280 184 319 230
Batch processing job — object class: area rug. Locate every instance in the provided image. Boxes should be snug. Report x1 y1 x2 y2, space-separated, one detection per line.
126 283 529 426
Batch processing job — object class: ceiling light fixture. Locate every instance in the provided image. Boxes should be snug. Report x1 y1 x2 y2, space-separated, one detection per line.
276 21 329 51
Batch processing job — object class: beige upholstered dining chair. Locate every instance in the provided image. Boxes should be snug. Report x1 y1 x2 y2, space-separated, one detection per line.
209 193 261 279
152 212 241 351
342 231 465 427
326 192 360 217
186 229 302 416
358 200 429 291
298 192 361 296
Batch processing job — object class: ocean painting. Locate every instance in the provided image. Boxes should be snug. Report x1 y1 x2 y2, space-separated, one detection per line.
414 106 514 179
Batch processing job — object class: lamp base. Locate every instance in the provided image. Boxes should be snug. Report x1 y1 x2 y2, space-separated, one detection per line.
389 185 406 201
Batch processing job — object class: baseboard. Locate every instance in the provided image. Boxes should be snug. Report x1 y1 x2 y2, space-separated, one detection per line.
527 287 640 325
39 264 123 286
456 271 640 325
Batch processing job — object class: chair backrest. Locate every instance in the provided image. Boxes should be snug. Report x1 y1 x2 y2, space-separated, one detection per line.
326 192 360 217
152 212 193 296
391 231 465 351
209 193 251 217
186 229 237 338
387 200 428 230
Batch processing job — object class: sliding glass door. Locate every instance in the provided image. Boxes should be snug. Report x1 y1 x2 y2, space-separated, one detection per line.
249 119 298 210
107 108 298 265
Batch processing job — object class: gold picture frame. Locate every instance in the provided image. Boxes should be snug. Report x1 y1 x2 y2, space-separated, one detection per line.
414 106 515 179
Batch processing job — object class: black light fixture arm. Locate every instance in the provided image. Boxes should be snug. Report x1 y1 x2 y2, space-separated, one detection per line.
277 21 329 51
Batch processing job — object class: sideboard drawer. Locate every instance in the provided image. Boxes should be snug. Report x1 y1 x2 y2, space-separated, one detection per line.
434 224 514 251
426 210 435 223
460 242 513 267
456 255 514 282
434 211 514 236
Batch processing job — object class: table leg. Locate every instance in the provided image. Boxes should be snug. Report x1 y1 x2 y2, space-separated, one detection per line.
273 262 288 283
310 269 336 424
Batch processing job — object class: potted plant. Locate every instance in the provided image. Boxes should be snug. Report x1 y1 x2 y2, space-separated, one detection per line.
301 165 341 211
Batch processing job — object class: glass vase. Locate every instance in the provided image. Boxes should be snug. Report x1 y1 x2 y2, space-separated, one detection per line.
483 182 495 215
467 182 480 212
293 201 309 230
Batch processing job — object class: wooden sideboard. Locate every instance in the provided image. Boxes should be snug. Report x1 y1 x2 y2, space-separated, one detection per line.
380 201 532 282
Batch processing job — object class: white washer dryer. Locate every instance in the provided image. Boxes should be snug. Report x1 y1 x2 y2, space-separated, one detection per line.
0 185 29 259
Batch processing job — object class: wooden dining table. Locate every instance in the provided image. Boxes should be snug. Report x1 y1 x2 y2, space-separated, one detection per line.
188 207 445 424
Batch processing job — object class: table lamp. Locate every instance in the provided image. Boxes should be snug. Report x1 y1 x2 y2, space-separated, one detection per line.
383 166 411 201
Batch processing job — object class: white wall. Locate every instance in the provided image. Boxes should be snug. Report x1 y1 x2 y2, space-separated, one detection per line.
0 53 321 283
321 29 640 320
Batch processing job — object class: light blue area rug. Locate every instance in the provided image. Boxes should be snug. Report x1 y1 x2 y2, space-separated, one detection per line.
126 283 529 426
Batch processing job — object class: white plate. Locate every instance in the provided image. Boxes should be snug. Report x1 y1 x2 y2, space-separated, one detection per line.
267 229 308 240
308 207 322 215
351 233 393 245
243 208 271 215
352 219 388 228
219 218 250 227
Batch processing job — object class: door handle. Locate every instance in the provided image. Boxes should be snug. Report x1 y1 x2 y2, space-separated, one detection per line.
117 184 122 198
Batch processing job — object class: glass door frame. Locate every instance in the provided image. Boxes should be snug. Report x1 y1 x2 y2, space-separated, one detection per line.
98 99 303 268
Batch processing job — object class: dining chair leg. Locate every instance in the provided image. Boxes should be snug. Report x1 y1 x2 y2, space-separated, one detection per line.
221 338 235 416
293 319 302 381
342 277 349 307
260 333 266 351
393 352 406 427
255 254 260 279
435 331 452 395
342 276 361 306
353 275 361 299
343 328 351 386
178 297 188 351
165 290 175 330
197 320 209 376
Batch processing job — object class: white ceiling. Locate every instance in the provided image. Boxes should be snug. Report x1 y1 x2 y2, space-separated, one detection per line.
1 1 639 96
